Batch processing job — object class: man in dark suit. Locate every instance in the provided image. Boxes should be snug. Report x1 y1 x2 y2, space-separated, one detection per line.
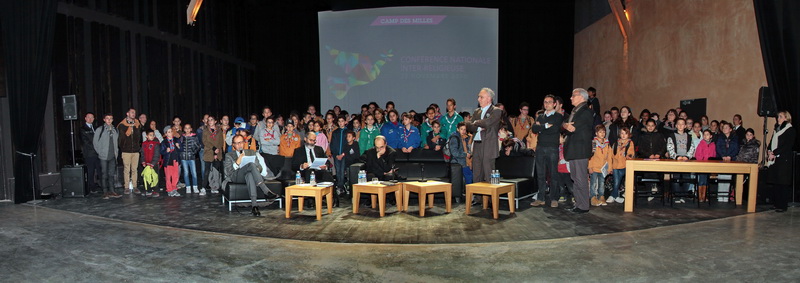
291 132 333 183
223 135 276 216
563 88 595 213
80 112 101 194
359 135 397 181
465 87 503 184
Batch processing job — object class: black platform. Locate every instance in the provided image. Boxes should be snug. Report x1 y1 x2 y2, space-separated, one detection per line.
35 190 769 244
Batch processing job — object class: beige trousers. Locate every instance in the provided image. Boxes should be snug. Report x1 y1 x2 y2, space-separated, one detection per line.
121 152 140 189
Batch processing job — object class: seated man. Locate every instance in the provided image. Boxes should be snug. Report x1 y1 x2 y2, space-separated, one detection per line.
291 131 334 183
359 135 398 181
223 135 277 217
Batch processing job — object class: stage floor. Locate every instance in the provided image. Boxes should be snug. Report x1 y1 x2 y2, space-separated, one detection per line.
35 189 770 244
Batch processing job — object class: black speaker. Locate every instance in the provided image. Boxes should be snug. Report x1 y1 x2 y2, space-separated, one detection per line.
758 86 777 117
62 95 77 120
62 165 86 198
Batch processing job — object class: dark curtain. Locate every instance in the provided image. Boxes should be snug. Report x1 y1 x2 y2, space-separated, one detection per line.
754 0 800 150
0 0 58 203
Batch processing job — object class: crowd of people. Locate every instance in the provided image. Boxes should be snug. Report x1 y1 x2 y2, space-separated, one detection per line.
78 86 796 215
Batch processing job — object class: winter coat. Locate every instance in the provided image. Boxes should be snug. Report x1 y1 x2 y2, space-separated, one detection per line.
736 138 760 164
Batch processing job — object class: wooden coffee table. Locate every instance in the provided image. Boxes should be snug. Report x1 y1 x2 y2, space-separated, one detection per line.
352 182 404 217
465 182 515 219
284 184 333 220
402 181 452 217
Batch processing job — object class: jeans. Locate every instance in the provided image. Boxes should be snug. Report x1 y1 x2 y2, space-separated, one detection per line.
612 168 626 198
181 159 198 187
199 149 206 177
462 167 474 185
334 158 347 189
99 158 117 193
535 146 559 202
590 172 605 198
697 174 709 186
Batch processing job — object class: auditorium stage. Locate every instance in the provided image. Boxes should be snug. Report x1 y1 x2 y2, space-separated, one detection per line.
35 191 769 244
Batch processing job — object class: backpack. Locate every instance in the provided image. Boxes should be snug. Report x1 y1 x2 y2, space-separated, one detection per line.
443 135 459 158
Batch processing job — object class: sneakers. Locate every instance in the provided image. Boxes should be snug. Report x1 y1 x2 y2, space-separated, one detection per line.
192 186 199 194
598 196 607 206
133 188 141 195
102 193 110 200
145 191 153 197
647 196 655 202
168 190 181 197
591 197 601 207
558 196 566 203
151 191 160 197
615 197 624 203
123 188 131 195
199 188 207 196
210 189 219 194
606 196 616 203
550 200 558 208
178 182 186 189
674 198 686 204
530 200 546 207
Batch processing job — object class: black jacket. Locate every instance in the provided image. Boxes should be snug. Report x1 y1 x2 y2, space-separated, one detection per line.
767 122 796 185
80 123 98 159
341 142 361 167
359 146 397 177
564 102 594 160
638 131 667 158
531 111 564 148
291 146 328 171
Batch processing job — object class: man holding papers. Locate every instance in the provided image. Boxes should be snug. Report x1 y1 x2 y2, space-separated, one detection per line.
223 135 278 216
292 132 334 183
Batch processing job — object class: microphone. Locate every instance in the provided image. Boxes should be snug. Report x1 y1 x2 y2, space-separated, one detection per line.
419 162 427 182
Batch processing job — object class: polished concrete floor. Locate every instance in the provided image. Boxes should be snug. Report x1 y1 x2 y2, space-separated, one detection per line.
2 201 799 282
34 190 766 243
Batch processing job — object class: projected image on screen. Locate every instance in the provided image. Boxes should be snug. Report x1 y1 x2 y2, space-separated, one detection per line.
319 7 499 113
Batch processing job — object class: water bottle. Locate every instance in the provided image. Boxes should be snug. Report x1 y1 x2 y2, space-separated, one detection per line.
295 171 302 185
310 171 316 185
492 170 497 184
495 170 501 184
358 170 366 184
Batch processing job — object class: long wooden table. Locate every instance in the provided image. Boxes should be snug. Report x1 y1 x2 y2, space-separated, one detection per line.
624 159 759 213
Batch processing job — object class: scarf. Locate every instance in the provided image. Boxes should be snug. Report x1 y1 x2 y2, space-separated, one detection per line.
118 119 141 136
771 122 793 152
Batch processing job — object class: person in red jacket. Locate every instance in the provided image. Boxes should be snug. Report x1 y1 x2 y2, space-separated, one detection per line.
140 129 161 197
694 129 717 202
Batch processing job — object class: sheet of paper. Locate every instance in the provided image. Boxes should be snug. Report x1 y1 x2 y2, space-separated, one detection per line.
310 158 327 170
240 155 256 167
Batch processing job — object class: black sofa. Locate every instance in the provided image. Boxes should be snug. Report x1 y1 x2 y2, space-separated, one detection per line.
349 149 464 201
495 155 537 208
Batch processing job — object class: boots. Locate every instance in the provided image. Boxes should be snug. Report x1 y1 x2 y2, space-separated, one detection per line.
591 196 600 207
698 186 707 202
598 196 607 206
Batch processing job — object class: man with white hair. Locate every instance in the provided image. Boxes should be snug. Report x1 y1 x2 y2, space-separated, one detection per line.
563 88 594 213
465 87 503 185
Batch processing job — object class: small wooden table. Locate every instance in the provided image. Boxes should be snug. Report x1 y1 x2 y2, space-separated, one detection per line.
624 159 759 213
352 182 404 217
465 182 515 219
284 184 333 220
402 181 452 217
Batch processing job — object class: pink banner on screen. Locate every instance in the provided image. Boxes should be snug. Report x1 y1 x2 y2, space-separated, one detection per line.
371 15 447 26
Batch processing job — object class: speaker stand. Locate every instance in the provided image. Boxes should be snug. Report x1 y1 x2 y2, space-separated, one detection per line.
69 120 77 166
760 116 770 167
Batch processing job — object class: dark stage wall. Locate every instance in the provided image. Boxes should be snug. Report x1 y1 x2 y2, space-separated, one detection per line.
0 0 574 200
